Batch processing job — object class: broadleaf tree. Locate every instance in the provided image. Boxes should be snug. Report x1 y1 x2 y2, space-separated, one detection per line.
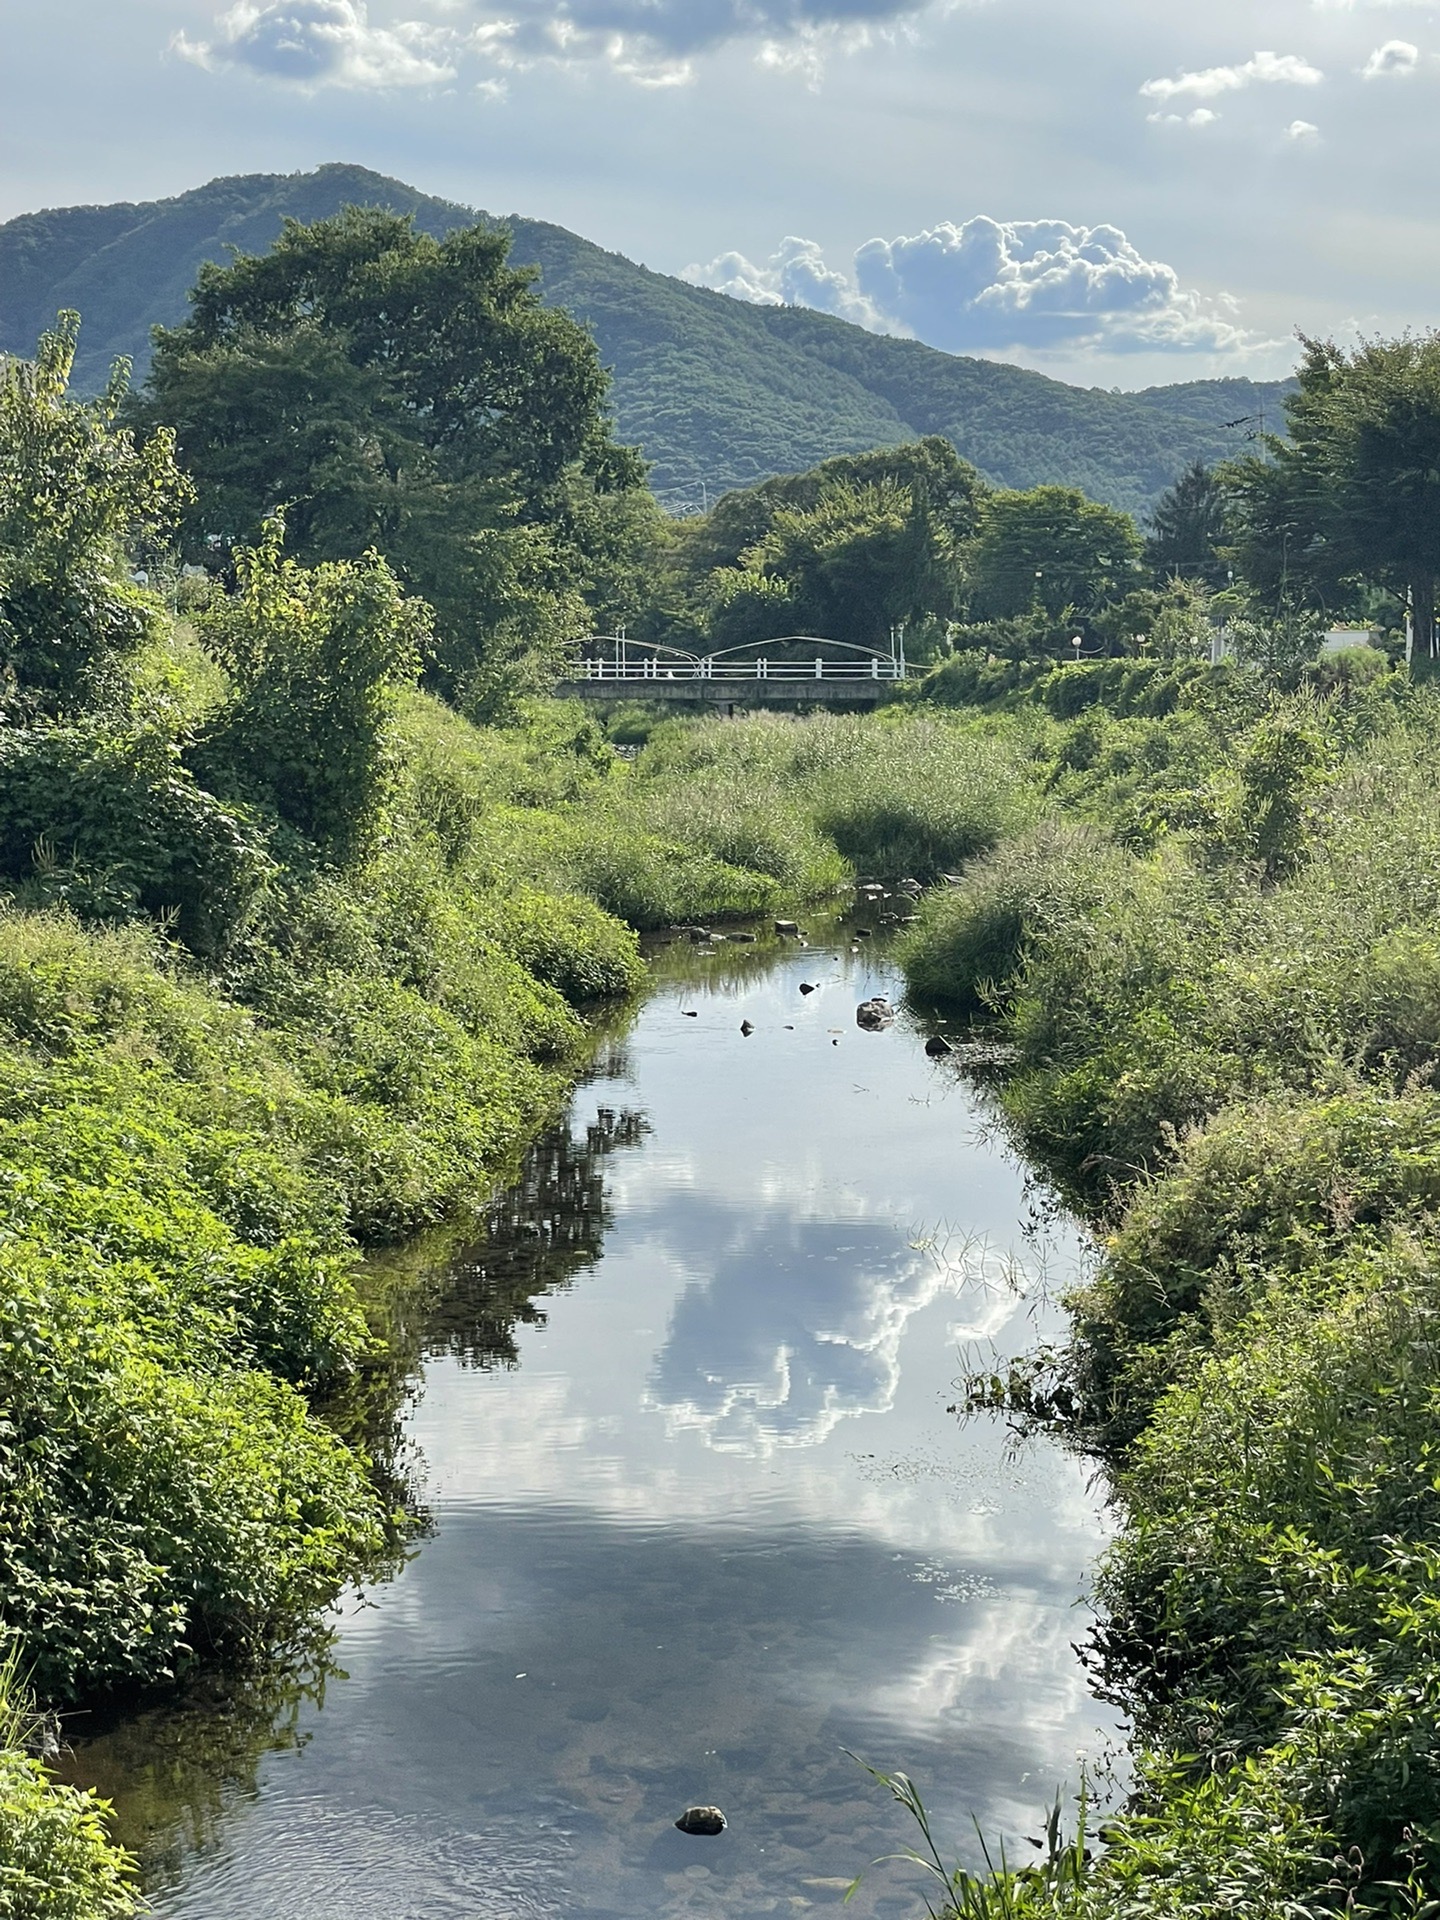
965 485 1144 630
137 209 649 690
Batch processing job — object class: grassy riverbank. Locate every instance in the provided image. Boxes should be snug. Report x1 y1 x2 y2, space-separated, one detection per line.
4 666 1043 1902
896 665 1440 1914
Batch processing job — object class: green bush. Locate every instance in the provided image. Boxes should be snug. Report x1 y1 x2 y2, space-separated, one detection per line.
904 683 1440 1912
0 724 273 955
0 1741 135 1918
0 312 187 724
194 519 427 867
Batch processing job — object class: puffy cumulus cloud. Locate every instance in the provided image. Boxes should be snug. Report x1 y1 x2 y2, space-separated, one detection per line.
854 219 1257 354
688 218 1260 357
1362 38 1420 75
175 0 458 85
179 0 934 88
682 234 889 327
1287 117 1321 137
1140 48 1323 103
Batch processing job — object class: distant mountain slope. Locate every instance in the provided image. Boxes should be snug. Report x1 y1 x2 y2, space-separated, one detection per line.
0 163 1292 516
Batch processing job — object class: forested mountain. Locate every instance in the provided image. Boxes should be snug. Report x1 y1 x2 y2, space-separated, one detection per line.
0 163 1291 515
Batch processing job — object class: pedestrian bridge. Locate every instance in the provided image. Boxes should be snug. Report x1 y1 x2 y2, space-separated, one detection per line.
556 636 913 706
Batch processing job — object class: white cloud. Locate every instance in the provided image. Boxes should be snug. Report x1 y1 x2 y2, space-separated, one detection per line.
683 234 889 327
1287 117 1321 137
176 0 458 85
687 217 1268 359
1140 49 1323 103
1146 106 1219 127
1361 38 1419 75
181 0 934 88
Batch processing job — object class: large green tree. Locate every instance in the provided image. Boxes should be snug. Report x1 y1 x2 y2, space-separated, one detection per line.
966 485 1143 625
1228 333 1440 658
137 208 648 687
740 477 960 649
645 439 980 654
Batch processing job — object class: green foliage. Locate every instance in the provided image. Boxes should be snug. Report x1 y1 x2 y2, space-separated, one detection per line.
0 1657 137 1918
744 477 962 649
899 676 1440 1912
0 722 274 954
193 517 426 864
1235 715 1325 881
632 709 1039 887
856 1748 1342 1920
139 203 644 688
1228 331 1440 656
966 487 1144 626
898 822 1130 1016
1227 606 1324 688
0 313 189 720
1143 459 1231 588
645 440 979 653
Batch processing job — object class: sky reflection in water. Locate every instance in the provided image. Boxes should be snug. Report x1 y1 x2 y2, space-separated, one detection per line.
79 930 1123 1920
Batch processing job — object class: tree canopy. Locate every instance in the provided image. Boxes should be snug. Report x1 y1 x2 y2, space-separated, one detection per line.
1227 332 1440 656
967 485 1144 626
1145 460 1231 588
137 207 650 687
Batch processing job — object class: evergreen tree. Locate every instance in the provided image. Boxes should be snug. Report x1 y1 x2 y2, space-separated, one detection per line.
1144 460 1230 587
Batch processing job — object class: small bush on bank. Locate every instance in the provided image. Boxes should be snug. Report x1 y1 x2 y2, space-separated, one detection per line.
0 1708 136 1918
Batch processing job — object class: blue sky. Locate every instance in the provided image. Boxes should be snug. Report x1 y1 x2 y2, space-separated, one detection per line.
5 0 1439 386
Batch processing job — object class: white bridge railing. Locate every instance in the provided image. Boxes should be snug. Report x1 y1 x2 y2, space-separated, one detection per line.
568 632 912 684
572 656 905 682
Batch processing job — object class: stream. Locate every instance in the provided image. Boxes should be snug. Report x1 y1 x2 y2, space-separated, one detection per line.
65 908 1123 1919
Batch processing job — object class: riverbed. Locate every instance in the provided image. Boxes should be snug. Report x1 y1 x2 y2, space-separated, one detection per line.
67 912 1122 1918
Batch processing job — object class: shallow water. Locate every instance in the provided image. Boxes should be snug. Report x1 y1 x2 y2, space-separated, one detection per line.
68 916 1122 1919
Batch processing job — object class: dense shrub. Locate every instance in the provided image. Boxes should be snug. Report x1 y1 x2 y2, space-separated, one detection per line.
0 312 187 723
0 1738 135 1918
0 724 273 955
894 682 1440 1914
193 520 427 866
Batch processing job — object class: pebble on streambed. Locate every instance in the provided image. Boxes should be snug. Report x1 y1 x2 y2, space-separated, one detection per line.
675 1806 728 1836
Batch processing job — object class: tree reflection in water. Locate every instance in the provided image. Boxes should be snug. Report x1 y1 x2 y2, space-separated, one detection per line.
61 1093 651 1898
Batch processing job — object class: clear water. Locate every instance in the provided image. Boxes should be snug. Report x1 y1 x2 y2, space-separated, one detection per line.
65 917 1122 1919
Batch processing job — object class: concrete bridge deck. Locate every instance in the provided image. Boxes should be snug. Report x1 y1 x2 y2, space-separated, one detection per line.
559 642 913 707
556 672 901 707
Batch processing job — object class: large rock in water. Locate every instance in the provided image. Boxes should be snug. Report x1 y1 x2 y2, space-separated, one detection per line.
676 1806 727 1836
856 997 894 1032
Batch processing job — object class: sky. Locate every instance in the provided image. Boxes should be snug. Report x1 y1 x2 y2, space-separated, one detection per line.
3 0 1439 387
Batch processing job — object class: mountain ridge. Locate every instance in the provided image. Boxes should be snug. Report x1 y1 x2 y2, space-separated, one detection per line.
0 163 1292 515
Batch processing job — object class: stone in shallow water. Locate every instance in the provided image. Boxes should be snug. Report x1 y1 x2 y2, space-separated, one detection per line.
675 1805 728 1835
